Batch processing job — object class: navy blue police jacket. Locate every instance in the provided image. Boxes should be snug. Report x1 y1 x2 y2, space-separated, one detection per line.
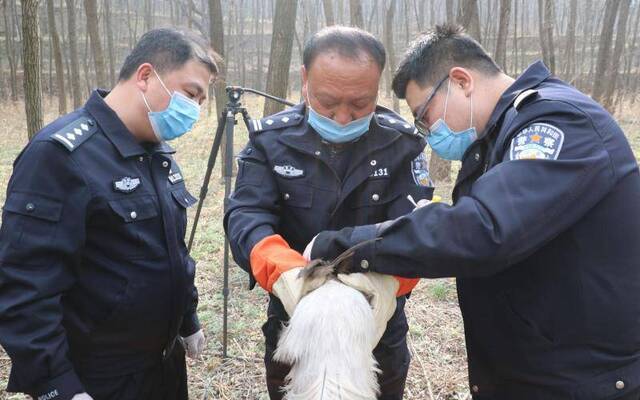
223 103 434 332
0 90 199 400
309 61 640 399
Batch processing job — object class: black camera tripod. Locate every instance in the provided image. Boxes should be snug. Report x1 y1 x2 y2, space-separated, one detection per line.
187 86 294 358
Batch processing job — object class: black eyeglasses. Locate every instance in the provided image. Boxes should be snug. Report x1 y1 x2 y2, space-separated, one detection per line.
414 76 448 136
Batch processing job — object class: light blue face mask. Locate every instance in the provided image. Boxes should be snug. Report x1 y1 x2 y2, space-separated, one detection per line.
427 80 477 161
307 106 373 143
142 70 201 141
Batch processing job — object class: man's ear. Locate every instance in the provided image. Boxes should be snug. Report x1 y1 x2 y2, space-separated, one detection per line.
448 67 474 97
135 63 154 93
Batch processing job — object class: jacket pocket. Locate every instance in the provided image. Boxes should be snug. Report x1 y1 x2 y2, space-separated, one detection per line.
2 191 63 250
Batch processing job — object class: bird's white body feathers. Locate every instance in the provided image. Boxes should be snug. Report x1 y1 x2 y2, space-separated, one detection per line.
273 279 380 400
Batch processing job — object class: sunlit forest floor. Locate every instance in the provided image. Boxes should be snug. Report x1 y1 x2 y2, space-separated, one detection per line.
0 93 639 399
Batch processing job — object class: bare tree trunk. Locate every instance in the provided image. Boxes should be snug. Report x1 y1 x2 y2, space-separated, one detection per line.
47 0 67 114
144 0 153 31
84 0 108 89
2 0 18 101
495 0 511 72
323 0 335 26
263 0 297 116
563 0 577 78
543 0 555 73
383 0 398 112
458 0 481 42
602 0 631 112
349 0 364 28
623 2 640 103
22 0 44 139
208 0 227 177
104 0 116 86
446 0 455 23
512 0 518 73
593 0 621 102
65 0 82 107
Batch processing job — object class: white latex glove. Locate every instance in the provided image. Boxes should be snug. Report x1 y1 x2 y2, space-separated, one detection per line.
272 266 332 316
336 272 399 349
303 235 317 261
182 329 206 359
71 394 93 400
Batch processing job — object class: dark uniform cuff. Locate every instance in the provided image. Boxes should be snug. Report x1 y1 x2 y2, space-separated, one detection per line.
30 369 84 400
311 224 379 273
179 311 201 337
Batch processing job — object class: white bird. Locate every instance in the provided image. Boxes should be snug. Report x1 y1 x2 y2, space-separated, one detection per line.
273 244 397 400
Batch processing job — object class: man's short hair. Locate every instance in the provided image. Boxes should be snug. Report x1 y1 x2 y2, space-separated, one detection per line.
392 24 501 98
118 28 219 81
303 26 386 72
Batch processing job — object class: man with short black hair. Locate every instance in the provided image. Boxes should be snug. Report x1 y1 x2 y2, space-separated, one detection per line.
306 24 640 399
0 28 218 400
225 26 433 399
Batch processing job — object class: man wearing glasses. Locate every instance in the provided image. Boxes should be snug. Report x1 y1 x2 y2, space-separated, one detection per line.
306 24 640 399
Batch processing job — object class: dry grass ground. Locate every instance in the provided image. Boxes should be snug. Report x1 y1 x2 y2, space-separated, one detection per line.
0 94 638 400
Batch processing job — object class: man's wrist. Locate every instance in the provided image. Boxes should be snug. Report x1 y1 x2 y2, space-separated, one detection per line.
31 369 84 400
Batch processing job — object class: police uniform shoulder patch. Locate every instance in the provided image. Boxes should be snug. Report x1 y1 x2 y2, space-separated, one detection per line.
509 123 565 160
49 116 98 152
376 112 423 138
411 152 433 187
248 112 304 134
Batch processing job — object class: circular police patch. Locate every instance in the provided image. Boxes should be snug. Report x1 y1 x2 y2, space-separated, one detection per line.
509 123 565 160
411 152 433 187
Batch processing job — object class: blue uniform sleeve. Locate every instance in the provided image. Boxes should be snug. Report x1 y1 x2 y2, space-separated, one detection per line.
0 141 89 399
223 142 281 275
312 101 617 278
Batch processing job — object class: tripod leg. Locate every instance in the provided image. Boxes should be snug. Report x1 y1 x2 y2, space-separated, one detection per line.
187 112 227 252
222 110 236 359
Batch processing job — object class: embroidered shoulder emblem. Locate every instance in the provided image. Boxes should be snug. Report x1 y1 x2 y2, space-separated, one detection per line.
411 152 433 187
509 123 565 160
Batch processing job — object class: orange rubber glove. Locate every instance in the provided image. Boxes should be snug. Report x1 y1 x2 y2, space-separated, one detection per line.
395 277 420 296
250 234 307 292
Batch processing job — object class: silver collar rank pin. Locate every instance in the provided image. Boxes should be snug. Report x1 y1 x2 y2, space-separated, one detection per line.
113 176 141 193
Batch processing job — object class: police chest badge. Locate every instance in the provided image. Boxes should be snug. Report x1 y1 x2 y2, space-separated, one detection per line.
274 164 304 178
411 152 433 187
509 123 564 160
113 177 141 193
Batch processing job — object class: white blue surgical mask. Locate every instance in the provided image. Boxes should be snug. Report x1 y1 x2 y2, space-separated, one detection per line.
427 80 477 161
305 84 374 143
307 106 373 143
141 69 201 141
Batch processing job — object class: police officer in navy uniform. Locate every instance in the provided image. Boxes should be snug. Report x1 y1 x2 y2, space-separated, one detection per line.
305 25 640 399
224 27 434 399
0 29 218 400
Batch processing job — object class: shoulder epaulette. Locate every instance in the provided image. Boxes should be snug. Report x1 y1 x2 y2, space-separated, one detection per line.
375 112 423 139
513 89 539 110
248 112 304 134
49 116 98 152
